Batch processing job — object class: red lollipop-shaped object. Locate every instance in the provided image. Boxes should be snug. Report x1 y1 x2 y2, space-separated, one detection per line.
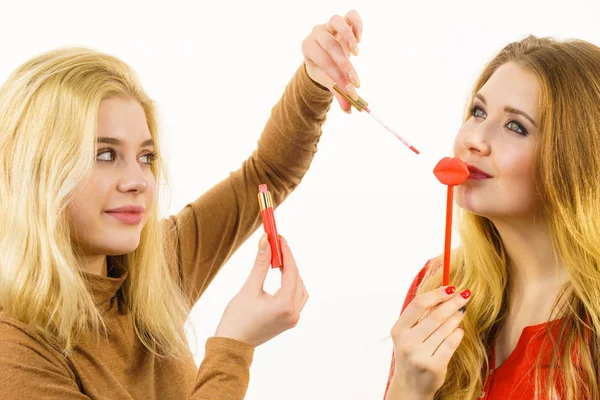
433 157 469 286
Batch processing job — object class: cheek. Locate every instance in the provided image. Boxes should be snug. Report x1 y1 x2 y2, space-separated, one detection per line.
68 190 98 243
496 146 539 211
146 173 157 203
498 146 535 188
68 175 111 229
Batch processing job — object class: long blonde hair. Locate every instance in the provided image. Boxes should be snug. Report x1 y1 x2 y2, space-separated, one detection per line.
417 36 600 399
0 47 190 357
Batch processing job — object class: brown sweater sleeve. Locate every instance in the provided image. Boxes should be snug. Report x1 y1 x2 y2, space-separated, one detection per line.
0 320 89 399
165 63 333 304
190 337 254 399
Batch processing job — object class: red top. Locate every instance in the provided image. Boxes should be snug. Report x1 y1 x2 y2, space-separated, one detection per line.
383 263 575 400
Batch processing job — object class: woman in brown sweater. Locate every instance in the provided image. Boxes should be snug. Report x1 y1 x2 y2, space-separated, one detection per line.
0 10 363 400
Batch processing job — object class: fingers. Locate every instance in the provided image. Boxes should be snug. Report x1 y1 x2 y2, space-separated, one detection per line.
302 37 345 90
396 286 459 330
301 10 363 112
421 309 466 357
327 14 359 57
295 275 309 312
243 233 272 290
344 10 363 43
314 27 360 91
276 237 299 300
272 237 307 330
302 26 358 98
411 290 471 343
431 326 465 365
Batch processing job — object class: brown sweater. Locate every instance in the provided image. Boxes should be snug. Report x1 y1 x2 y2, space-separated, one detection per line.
0 64 332 399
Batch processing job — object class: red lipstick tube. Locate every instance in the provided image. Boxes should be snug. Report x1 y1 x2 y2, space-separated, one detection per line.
257 184 283 268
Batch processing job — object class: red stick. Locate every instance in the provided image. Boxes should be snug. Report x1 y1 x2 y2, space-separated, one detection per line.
433 157 469 287
443 186 454 286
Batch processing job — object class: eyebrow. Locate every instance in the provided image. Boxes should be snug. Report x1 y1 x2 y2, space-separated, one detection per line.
97 137 155 147
475 93 537 128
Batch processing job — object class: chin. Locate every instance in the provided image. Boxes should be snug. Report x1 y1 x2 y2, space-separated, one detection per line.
455 194 495 218
102 237 142 255
458 206 495 219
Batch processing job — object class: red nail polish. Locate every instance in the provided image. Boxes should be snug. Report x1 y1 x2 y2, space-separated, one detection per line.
445 286 456 295
460 289 471 299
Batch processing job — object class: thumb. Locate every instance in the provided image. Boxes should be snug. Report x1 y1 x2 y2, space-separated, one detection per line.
243 233 272 291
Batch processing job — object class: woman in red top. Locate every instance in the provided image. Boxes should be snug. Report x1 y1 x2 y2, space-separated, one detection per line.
384 36 600 400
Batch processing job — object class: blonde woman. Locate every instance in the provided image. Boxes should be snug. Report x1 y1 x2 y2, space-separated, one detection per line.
384 36 600 399
0 11 363 400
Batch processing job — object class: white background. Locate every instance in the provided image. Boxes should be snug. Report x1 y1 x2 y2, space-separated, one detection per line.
1 1 599 399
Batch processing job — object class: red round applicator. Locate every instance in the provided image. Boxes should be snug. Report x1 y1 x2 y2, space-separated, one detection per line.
433 157 470 286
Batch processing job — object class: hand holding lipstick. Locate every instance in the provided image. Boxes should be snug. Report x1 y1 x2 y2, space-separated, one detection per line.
214 235 308 348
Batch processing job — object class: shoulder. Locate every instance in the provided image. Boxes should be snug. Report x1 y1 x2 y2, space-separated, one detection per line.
0 315 73 373
0 316 83 397
0 315 47 344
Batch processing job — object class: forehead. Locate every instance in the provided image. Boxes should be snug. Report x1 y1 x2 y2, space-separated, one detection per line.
479 62 539 119
97 96 151 141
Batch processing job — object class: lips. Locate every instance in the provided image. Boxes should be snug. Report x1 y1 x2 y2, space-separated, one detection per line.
466 164 492 179
433 157 470 186
105 205 145 214
105 205 145 225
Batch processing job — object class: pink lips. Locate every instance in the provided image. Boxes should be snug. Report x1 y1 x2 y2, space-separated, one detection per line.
105 205 145 225
466 164 492 180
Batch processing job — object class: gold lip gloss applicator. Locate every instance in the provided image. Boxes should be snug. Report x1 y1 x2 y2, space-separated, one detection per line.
332 84 420 155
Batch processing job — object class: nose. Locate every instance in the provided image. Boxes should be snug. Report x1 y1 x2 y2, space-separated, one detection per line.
116 160 149 194
462 121 492 157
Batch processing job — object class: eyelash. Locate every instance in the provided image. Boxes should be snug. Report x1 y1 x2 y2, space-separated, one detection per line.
469 105 529 137
96 148 157 166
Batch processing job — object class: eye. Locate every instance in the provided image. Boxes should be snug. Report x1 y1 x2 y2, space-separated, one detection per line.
506 120 528 136
96 148 116 162
470 105 487 119
139 152 157 166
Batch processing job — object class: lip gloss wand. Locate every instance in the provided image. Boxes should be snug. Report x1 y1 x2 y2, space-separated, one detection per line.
332 84 419 155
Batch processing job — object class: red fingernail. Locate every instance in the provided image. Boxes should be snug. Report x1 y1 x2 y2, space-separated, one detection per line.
460 289 471 299
445 286 456 295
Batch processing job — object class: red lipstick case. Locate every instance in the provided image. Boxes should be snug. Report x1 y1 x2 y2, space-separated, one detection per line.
257 184 283 268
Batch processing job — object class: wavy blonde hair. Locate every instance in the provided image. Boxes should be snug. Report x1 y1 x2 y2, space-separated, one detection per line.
417 36 600 399
0 47 190 357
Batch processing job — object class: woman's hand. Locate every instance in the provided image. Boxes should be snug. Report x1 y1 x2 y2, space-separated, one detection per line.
301 10 363 113
388 285 471 398
214 235 309 347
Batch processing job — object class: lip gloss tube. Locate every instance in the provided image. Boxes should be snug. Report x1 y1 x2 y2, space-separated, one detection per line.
257 184 283 268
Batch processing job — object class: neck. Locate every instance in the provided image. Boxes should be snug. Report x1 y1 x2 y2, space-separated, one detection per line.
492 215 569 310
79 254 108 277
